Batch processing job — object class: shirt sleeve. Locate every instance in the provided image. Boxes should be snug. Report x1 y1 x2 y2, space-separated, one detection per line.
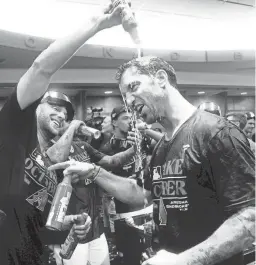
0 89 41 147
207 125 255 217
82 142 105 163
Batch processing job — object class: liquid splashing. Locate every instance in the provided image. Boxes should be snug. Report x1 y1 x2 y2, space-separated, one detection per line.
137 45 141 59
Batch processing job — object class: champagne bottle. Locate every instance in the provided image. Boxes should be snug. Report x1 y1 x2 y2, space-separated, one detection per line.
60 213 88 259
111 0 140 45
46 174 72 231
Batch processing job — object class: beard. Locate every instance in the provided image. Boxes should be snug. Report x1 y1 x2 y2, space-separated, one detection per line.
138 105 158 125
37 116 60 141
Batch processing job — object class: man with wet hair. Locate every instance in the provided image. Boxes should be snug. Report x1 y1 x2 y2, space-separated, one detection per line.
51 56 255 265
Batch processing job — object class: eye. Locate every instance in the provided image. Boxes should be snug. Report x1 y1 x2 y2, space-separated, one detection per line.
129 81 140 92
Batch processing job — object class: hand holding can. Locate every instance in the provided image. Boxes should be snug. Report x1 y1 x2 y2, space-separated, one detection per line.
60 213 91 259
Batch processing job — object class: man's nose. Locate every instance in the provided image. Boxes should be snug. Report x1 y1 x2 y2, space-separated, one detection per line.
56 111 66 121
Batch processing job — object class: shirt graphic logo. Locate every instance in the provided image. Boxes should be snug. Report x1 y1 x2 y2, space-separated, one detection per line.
152 158 189 214
35 155 45 167
24 149 58 201
153 166 162 180
70 146 74 153
26 188 48 211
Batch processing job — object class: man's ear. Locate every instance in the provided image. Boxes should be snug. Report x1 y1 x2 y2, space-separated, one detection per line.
155 70 168 89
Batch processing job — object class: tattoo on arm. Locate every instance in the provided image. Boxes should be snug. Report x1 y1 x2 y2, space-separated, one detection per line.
46 127 75 163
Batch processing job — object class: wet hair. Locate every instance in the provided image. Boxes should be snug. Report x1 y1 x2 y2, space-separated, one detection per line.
116 56 178 89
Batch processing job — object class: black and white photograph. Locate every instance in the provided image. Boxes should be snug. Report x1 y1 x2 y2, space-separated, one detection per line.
0 0 255 265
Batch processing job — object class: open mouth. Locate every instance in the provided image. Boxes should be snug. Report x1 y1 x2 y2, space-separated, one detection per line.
52 120 61 128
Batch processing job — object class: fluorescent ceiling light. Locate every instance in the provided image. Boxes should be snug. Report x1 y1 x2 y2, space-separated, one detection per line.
0 0 255 50
198 91 205 95
241 92 247 95
104 91 113 94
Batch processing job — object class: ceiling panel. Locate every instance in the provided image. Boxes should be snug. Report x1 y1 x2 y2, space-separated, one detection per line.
60 0 255 19
0 45 255 74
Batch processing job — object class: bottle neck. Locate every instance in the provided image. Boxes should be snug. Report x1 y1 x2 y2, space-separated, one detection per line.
62 174 71 185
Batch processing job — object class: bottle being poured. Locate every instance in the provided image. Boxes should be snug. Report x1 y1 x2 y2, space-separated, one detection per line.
111 0 141 58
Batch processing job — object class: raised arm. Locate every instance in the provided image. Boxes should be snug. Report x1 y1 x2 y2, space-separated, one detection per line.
16 2 122 110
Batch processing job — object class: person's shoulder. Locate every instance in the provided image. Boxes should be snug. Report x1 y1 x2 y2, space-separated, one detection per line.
192 110 231 139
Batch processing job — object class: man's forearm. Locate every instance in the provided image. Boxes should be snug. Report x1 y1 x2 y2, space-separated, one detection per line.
144 129 163 142
176 206 255 265
47 126 76 163
17 15 103 109
98 147 135 169
94 167 150 207
33 17 101 75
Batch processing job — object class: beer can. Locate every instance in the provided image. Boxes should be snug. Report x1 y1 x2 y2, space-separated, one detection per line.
46 179 72 231
60 213 88 259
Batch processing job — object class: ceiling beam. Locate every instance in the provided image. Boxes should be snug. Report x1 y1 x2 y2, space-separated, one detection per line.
0 68 254 87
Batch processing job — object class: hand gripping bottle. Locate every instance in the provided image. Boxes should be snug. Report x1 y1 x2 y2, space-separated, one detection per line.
111 0 140 45
59 213 88 259
46 174 72 231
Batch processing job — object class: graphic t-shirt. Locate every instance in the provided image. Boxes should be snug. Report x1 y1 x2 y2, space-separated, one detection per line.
0 92 105 265
144 110 255 265
65 140 105 242
104 136 149 213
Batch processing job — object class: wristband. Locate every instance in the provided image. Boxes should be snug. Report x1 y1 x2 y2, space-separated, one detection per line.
86 163 101 184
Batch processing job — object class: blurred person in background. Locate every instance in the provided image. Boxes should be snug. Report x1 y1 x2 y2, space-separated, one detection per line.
46 104 138 265
198 101 222 116
91 116 114 153
243 112 255 140
225 112 246 128
226 112 255 153
101 105 153 265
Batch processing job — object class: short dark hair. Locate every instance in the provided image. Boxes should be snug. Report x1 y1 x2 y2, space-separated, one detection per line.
116 56 178 89
111 105 127 121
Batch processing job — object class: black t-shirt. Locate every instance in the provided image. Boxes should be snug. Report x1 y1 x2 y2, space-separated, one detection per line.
0 91 51 265
0 92 104 265
103 136 149 214
66 140 105 243
145 110 255 265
